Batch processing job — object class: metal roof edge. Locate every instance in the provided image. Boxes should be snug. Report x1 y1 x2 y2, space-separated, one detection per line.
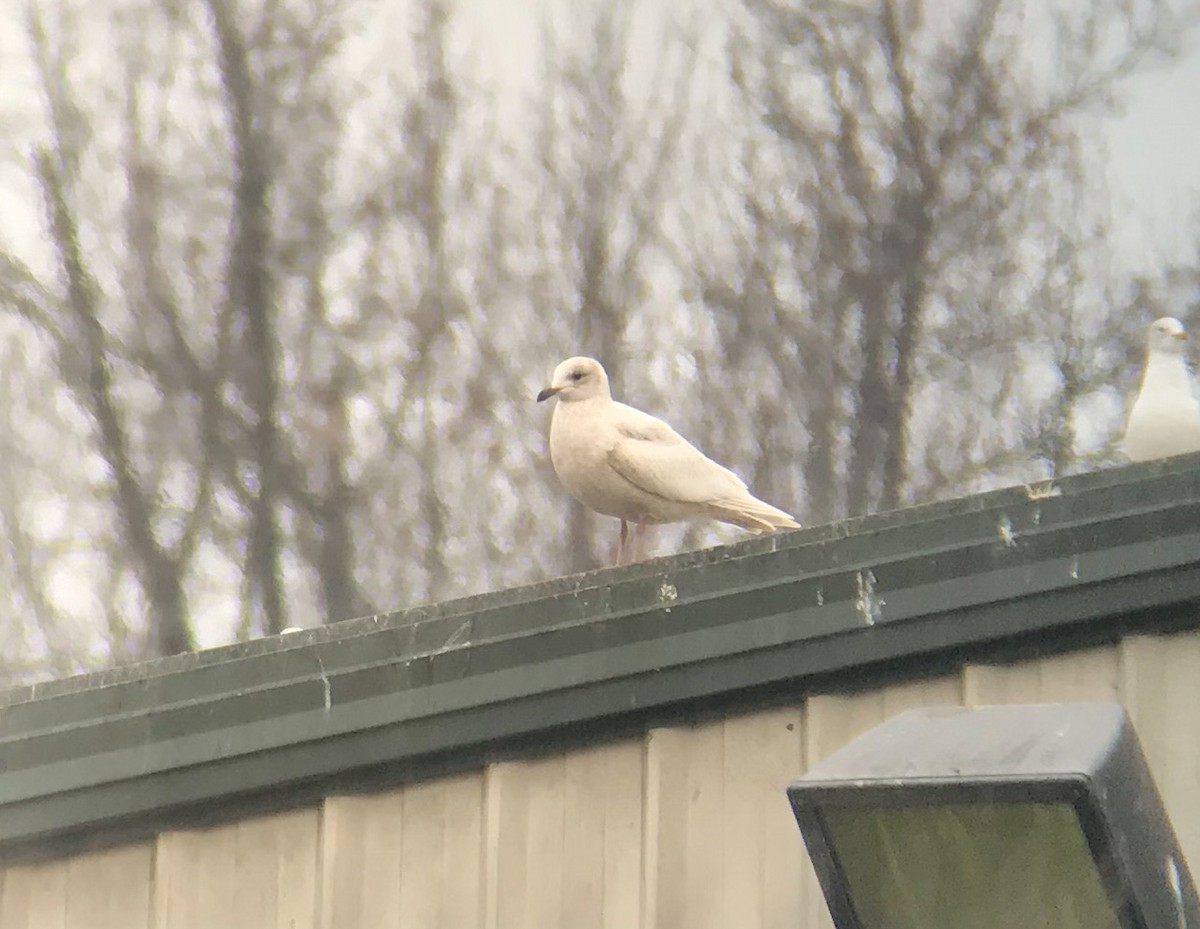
1 454 1199 861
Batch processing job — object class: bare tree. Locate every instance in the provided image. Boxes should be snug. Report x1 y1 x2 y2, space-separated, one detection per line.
695 0 1190 519
0 0 1194 685
26 1 197 655
528 2 702 569
1 0 378 661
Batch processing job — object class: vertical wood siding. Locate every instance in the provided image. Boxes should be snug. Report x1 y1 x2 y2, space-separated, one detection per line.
3 629 1199 928
0 842 153 929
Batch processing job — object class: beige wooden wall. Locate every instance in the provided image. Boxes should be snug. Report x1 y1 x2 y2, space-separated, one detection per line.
3 628 1199 929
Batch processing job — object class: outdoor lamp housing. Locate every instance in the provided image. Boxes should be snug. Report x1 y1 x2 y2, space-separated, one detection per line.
788 703 1199 929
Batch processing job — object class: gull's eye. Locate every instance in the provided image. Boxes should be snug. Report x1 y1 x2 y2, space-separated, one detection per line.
570 370 585 381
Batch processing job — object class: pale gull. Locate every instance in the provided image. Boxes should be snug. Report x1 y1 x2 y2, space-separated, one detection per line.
537 356 800 564
1123 317 1200 462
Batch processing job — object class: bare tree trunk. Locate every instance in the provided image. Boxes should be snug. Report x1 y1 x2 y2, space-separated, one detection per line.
36 150 193 655
881 229 929 510
313 375 369 621
846 273 890 515
568 181 624 571
577 181 624 389
411 0 456 601
418 396 449 599
790 310 840 524
879 0 935 510
206 0 286 634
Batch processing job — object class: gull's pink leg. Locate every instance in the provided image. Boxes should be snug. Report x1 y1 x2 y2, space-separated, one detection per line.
615 519 629 565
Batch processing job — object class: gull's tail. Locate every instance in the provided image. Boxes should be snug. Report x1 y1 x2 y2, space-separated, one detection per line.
707 493 801 533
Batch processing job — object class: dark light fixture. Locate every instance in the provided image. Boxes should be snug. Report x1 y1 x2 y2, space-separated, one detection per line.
788 703 1199 929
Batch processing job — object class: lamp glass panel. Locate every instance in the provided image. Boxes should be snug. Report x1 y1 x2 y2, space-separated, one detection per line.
822 801 1122 929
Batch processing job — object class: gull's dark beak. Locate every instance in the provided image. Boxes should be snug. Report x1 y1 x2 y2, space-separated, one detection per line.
536 385 561 402
1175 331 1188 341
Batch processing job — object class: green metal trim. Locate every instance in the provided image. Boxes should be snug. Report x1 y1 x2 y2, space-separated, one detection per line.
2 455 1200 861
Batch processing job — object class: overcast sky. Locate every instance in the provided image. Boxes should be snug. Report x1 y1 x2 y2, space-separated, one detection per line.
452 0 1200 277
1103 35 1200 270
1 1 1196 279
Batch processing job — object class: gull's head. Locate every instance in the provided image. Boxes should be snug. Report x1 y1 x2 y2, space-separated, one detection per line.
1147 317 1189 355
537 356 610 403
